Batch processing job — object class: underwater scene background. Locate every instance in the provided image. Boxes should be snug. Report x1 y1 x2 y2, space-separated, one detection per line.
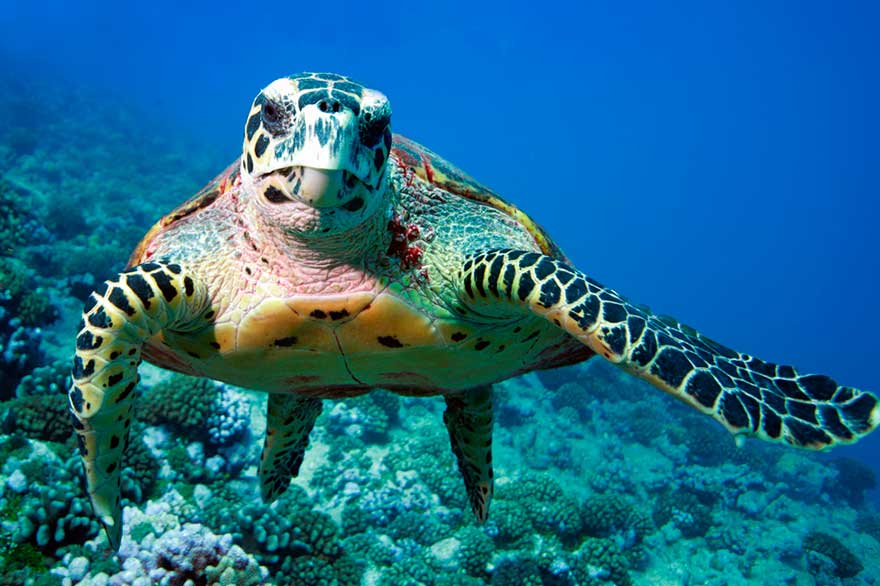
1 1 879 584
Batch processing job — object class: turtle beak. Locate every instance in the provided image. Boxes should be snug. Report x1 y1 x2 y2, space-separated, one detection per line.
294 167 345 208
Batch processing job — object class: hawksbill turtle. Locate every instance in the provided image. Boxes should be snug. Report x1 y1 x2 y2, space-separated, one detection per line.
68 72 880 548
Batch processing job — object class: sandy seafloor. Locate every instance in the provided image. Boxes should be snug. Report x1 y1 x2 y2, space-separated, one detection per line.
1 72 879 586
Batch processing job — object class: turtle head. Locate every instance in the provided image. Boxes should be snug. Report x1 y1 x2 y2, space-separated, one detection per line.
242 73 392 234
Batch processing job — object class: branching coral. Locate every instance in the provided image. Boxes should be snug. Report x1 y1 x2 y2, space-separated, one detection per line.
484 499 533 547
1 440 100 552
139 374 221 434
455 526 494 577
0 258 58 328
328 393 398 442
0 258 55 399
489 555 543 586
571 537 633 586
581 494 653 566
14 359 69 398
1 392 71 444
495 473 584 547
119 424 160 504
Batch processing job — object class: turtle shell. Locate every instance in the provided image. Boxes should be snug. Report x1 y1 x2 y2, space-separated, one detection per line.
127 159 240 268
390 135 567 260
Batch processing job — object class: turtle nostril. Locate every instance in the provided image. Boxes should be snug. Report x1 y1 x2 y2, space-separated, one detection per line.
318 99 342 114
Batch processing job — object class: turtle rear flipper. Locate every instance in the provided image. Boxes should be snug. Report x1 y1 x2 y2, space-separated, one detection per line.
444 386 495 522
69 262 211 549
460 249 879 448
259 393 322 502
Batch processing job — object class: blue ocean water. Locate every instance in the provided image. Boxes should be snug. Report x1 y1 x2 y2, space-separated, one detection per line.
1 1 879 584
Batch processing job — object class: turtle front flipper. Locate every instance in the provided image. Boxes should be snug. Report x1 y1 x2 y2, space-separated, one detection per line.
69 262 211 549
444 385 495 522
260 393 322 502
460 249 880 449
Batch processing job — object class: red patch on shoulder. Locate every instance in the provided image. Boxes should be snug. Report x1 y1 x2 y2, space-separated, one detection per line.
387 214 424 271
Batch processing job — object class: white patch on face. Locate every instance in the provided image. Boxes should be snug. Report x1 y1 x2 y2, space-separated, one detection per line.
263 77 297 99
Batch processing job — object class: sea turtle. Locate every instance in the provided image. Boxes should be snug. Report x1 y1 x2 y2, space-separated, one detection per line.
69 72 880 549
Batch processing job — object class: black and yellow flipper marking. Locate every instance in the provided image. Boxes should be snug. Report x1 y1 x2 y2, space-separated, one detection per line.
69 262 211 549
444 385 494 522
460 249 880 449
260 393 322 502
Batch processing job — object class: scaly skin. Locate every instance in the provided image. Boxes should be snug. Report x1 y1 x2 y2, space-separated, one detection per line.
131 153 585 396
70 72 879 550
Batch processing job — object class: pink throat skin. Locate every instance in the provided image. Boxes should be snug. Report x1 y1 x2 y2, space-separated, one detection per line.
230 170 393 296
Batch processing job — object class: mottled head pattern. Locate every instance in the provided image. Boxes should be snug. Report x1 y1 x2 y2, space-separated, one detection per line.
241 72 393 235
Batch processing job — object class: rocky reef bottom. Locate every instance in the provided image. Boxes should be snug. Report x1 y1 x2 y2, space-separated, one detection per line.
1 359 878 586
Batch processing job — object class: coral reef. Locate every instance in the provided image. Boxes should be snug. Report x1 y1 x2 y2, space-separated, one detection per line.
652 488 713 539
802 530 863 579
571 537 633 586
1 439 101 552
0 256 56 400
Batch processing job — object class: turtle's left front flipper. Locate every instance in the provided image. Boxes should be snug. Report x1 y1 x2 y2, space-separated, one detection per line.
460 249 880 449
69 262 211 549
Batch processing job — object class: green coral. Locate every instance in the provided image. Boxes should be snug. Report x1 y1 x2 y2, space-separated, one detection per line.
1 445 101 552
581 493 653 565
489 556 543 586
0 532 47 574
485 499 533 547
376 547 437 586
282 557 338 586
290 510 342 559
0 257 58 327
549 381 594 421
2 359 74 447
139 373 221 432
388 510 450 545
202 484 341 578
386 428 466 510
571 537 632 586
455 526 494 577
803 531 863 579
582 494 652 538
330 555 365 586
497 473 582 546
119 423 160 504
333 393 394 441
2 392 72 444
14 359 70 397
617 402 666 445
370 389 401 426
342 531 395 565
0 181 44 257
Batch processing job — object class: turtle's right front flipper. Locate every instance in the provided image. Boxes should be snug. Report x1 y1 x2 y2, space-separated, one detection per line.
69 262 211 549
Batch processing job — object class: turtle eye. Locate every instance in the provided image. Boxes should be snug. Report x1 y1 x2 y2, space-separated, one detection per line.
262 101 282 124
